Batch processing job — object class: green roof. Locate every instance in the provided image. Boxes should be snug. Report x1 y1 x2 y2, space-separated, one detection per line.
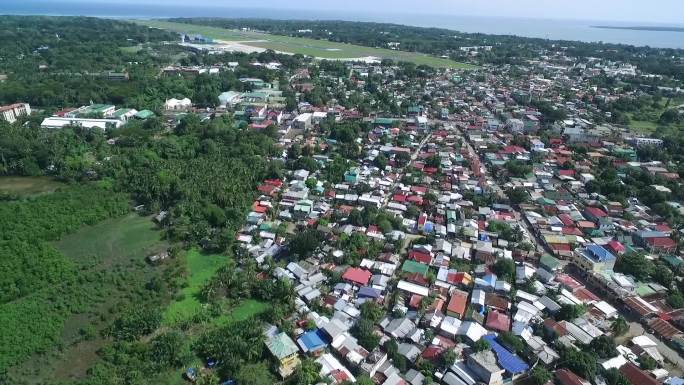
539 254 561 270
402 260 429 277
135 110 155 119
662 255 683 268
88 104 114 113
374 118 396 125
635 283 656 297
266 332 299 360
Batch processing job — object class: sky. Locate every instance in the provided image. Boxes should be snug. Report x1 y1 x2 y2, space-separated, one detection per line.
85 0 684 24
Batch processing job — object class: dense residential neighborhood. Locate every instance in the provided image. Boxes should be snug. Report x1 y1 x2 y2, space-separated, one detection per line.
2 14 684 385
157 45 684 385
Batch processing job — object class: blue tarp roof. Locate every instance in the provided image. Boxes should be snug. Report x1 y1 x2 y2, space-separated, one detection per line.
297 329 327 352
358 286 381 298
483 335 529 374
424 222 434 232
587 244 615 262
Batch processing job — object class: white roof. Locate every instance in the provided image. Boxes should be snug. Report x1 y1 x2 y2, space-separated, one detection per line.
601 355 628 370
440 316 462 336
397 280 429 297
316 353 356 383
632 335 657 348
41 117 123 130
457 321 487 342
594 301 618 318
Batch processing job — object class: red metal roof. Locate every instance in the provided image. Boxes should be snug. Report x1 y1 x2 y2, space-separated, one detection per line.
486 311 511 332
342 267 371 286
647 318 681 339
585 207 607 218
646 237 676 249
619 362 659 385
446 290 469 318
409 250 432 265
555 369 590 385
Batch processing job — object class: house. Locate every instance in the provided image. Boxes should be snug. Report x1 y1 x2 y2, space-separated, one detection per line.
482 335 529 380
344 168 360 184
447 289 469 319
297 329 327 355
555 369 591 385
467 350 505 385
317 353 356 383
266 332 301 378
619 362 659 385
218 91 242 107
485 311 510 332
342 267 372 286
359 349 387 377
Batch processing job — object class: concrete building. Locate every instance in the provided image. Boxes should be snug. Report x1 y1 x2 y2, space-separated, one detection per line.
0 103 31 123
467 350 505 385
293 113 313 130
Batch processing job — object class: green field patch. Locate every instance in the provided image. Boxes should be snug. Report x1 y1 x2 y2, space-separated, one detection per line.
55 213 168 268
163 249 228 325
120 45 142 53
134 20 477 69
214 299 269 326
0 176 65 196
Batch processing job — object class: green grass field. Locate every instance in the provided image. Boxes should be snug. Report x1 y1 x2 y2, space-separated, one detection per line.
213 299 269 326
162 249 267 326
55 213 168 267
135 20 477 69
163 249 228 325
0 176 65 196
628 118 659 133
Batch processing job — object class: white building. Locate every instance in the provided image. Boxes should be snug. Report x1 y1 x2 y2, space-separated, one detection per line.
0 103 31 123
293 113 313 130
40 117 123 130
164 98 192 110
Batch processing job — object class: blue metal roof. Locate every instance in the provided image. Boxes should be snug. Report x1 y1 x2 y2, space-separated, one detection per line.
298 329 327 352
483 274 497 285
358 286 381 298
483 335 529 374
586 244 615 262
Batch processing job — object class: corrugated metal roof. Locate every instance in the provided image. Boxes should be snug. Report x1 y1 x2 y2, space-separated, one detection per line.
483 335 529 374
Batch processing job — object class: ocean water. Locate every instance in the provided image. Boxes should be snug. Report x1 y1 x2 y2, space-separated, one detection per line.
2 0 684 49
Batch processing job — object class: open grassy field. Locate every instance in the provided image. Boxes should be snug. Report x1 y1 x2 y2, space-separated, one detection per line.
135 20 477 69
213 299 269 326
627 113 659 134
163 249 228 325
56 213 168 267
0 176 65 196
162 249 268 327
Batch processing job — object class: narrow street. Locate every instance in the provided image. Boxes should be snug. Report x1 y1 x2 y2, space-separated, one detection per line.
450 123 552 255
381 132 433 209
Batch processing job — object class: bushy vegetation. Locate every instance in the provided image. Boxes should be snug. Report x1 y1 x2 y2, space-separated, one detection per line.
0 186 129 370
